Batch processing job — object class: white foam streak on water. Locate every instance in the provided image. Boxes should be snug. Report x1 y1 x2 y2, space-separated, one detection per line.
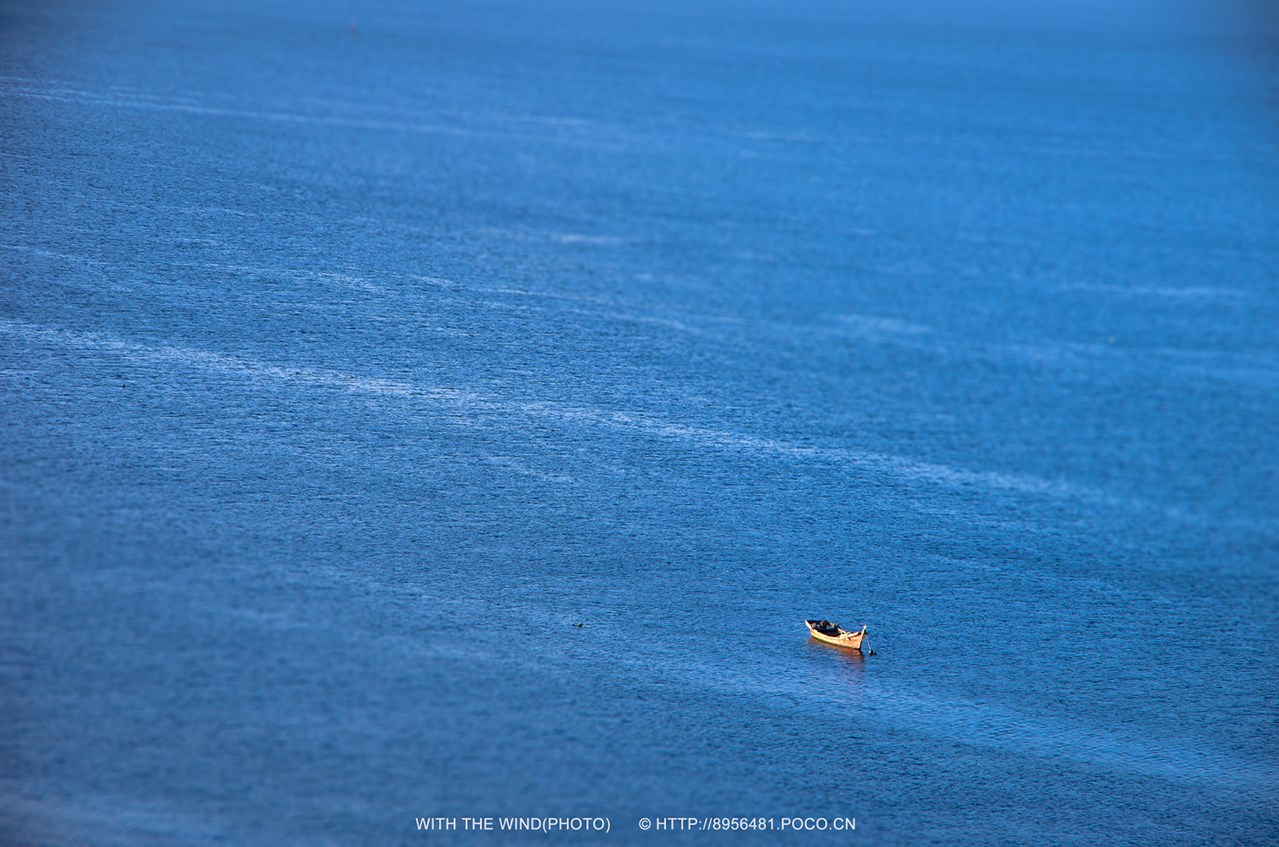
1055 282 1257 302
640 647 1279 804
0 81 637 154
862 683 1279 803
6 318 1268 538
9 241 1276 393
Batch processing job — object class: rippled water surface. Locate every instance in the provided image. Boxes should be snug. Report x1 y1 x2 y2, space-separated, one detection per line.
2 1 1277 844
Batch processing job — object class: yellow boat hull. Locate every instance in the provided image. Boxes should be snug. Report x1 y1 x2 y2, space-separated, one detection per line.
806 620 866 650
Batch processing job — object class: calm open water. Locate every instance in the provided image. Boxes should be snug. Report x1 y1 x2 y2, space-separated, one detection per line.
1 0 1277 844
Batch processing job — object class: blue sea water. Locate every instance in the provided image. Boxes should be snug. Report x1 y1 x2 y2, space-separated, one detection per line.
1 0 1277 844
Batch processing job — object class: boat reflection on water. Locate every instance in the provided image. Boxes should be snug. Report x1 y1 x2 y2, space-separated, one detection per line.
805 637 868 685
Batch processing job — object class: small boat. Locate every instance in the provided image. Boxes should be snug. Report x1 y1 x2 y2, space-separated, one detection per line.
805 619 867 651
